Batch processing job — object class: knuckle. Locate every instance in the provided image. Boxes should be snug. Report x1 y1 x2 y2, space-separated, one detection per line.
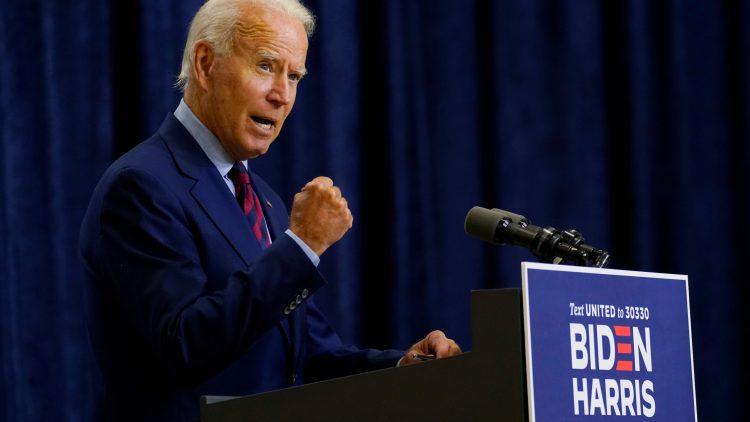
318 176 333 186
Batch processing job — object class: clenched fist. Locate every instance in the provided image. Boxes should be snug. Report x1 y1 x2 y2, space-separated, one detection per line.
289 176 353 256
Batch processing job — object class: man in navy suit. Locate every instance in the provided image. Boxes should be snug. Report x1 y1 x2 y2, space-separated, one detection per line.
79 0 461 420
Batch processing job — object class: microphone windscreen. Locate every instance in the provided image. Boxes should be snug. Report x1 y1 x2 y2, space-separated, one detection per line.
464 206 503 244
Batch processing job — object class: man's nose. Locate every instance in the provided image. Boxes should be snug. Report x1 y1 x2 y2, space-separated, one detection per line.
268 75 291 105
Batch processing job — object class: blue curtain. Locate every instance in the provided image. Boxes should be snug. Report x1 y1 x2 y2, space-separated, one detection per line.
1 0 747 420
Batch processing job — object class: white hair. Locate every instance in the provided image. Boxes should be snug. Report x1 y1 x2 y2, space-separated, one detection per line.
175 0 315 91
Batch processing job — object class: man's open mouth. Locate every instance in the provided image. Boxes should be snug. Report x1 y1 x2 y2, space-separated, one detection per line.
251 116 275 130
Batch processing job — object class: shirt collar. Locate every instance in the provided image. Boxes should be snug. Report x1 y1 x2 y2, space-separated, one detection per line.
173 98 243 178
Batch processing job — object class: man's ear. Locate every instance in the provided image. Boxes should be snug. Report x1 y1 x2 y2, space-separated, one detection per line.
192 40 215 91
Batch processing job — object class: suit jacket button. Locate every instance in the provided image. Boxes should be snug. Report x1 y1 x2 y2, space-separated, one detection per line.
301 289 309 299
283 306 291 315
289 301 298 310
295 295 303 305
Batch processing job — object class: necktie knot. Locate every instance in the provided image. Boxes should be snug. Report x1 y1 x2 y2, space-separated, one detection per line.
229 162 251 189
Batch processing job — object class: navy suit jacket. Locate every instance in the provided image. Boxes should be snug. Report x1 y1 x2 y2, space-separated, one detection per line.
79 114 402 421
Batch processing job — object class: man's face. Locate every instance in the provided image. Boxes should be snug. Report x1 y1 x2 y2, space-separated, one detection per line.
200 7 308 160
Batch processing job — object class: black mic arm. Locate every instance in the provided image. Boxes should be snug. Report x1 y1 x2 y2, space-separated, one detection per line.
464 206 611 268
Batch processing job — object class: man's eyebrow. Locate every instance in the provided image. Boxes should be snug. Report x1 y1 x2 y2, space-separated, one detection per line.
256 49 278 61
256 49 307 76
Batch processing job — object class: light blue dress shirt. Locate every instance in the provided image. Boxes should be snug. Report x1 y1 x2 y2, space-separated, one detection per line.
173 99 320 266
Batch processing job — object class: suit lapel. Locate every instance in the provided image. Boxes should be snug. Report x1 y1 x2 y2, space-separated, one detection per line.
192 176 263 266
159 114 297 354
158 114 263 267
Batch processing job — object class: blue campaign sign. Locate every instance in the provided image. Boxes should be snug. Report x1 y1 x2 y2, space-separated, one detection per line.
522 262 697 422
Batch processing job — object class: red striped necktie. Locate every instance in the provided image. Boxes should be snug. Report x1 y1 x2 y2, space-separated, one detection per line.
228 162 271 248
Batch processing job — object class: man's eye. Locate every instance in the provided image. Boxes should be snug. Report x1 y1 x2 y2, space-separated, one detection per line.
288 73 301 82
259 63 271 71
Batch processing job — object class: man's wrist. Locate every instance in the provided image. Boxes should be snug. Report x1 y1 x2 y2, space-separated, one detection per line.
285 229 320 267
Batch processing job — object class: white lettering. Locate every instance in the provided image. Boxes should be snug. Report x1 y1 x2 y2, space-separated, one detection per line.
604 379 621 415
588 324 597 370
635 379 642 416
571 378 654 417
572 378 589 415
634 327 652 372
597 325 615 371
570 324 588 369
620 379 636 415
642 380 655 417
590 378 605 415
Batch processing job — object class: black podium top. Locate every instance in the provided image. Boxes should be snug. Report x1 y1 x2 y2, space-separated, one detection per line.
201 289 527 422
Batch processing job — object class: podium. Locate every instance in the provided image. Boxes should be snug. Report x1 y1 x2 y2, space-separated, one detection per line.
201 264 697 421
201 289 528 421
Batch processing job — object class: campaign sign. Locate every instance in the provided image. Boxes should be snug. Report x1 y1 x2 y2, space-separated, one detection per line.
522 262 697 421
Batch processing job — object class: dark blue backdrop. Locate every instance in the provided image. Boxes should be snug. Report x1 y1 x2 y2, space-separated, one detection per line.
1 0 747 420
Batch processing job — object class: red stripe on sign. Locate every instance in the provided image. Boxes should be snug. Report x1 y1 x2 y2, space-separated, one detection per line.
617 343 632 354
616 360 633 371
614 325 631 337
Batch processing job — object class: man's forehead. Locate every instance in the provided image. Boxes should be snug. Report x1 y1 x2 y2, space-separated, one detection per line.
235 6 275 40
234 6 308 54
234 10 308 68
236 5 306 40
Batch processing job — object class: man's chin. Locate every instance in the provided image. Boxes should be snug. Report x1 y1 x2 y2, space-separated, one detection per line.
242 140 274 159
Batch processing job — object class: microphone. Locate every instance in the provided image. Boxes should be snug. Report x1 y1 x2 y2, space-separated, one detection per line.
464 206 611 268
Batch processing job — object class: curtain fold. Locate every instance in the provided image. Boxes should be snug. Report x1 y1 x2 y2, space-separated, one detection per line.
1 0 112 420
